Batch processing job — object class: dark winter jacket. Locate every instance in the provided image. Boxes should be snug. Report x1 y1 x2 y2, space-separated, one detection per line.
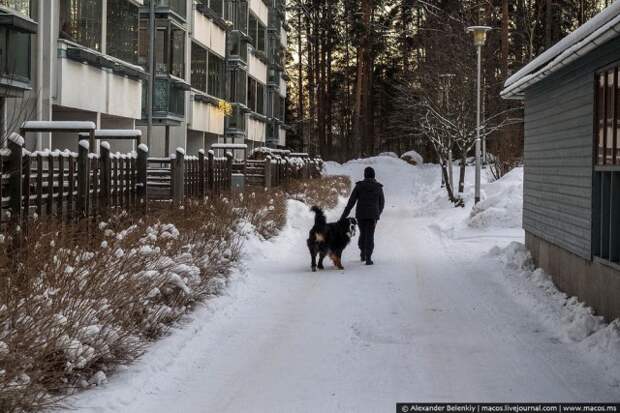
341 178 385 221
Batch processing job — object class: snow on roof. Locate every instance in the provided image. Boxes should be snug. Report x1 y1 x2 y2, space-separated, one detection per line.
502 2 620 99
211 143 248 150
21 121 96 132
78 129 142 138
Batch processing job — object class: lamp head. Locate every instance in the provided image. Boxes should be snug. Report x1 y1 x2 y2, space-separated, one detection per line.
466 26 492 47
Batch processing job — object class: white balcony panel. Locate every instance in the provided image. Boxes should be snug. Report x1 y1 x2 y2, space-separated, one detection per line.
278 126 286 147
249 0 268 25
247 117 266 143
208 103 225 135
280 26 287 47
191 99 225 135
108 74 143 119
57 58 142 120
193 10 226 57
210 24 226 57
191 100 209 132
279 76 287 97
248 52 267 84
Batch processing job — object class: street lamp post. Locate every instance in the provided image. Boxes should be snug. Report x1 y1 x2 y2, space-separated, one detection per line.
467 26 491 204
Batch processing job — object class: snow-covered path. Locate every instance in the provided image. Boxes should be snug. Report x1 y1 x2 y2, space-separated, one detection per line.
68 158 619 413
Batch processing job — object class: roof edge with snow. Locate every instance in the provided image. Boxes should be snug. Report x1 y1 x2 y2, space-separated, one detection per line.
502 2 620 100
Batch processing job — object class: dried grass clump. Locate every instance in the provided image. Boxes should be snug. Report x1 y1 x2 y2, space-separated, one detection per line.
232 189 287 240
287 176 352 210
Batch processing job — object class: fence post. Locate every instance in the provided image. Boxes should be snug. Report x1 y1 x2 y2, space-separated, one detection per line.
137 143 148 208
173 147 185 203
264 155 272 189
100 142 111 211
225 152 233 191
207 150 214 193
7 133 23 226
198 149 206 198
77 140 90 218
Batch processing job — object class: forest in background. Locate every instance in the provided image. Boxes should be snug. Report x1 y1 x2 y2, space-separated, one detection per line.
284 0 613 163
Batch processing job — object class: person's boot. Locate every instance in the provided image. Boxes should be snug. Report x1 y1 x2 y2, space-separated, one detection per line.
365 256 374 266
360 251 366 262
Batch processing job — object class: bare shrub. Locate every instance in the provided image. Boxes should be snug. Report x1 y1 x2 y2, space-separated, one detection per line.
233 189 287 240
287 176 352 210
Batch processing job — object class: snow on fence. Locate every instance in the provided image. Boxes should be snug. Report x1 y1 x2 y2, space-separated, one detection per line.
0 137 323 231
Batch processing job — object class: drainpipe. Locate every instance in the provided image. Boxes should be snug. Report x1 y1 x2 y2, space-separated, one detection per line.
147 0 155 148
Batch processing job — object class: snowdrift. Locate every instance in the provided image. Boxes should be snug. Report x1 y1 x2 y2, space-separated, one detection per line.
468 168 523 229
490 242 620 372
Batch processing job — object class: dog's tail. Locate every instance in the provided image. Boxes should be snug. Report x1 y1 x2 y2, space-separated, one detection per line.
310 206 327 228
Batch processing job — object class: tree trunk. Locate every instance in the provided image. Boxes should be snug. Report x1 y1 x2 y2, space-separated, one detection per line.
459 154 466 194
297 3 304 152
545 0 553 49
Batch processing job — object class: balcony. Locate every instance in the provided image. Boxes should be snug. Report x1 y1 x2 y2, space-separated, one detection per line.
0 7 36 95
142 75 190 125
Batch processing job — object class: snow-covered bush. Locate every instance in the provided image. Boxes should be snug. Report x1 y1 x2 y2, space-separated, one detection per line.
378 152 398 159
400 150 424 165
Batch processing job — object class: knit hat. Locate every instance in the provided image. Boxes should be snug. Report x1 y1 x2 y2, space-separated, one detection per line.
364 166 375 179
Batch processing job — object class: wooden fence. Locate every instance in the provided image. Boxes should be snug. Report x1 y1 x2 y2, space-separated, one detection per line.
0 138 322 230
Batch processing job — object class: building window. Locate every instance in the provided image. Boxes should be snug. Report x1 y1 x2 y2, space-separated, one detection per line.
138 19 185 79
596 68 619 165
229 68 247 105
0 0 30 16
106 0 139 64
170 26 184 78
226 0 247 33
208 52 225 99
247 77 256 112
191 42 207 92
593 66 620 264
199 0 223 18
256 82 264 115
59 0 102 50
248 13 265 52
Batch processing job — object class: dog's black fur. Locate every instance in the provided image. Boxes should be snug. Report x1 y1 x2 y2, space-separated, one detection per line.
307 206 357 271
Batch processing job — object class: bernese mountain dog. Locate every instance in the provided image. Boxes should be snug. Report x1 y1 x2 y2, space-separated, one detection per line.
307 206 357 272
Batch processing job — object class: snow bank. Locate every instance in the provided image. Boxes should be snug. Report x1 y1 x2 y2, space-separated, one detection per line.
489 242 620 372
378 152 398 158
468 168 523 229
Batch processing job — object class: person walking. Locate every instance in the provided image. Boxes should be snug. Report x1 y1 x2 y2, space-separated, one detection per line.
340 166 385 265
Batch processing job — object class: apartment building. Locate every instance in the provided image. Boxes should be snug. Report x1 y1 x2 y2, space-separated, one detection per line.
0 0 287 156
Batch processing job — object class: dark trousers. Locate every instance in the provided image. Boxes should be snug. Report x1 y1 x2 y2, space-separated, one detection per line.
358 219 377 259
